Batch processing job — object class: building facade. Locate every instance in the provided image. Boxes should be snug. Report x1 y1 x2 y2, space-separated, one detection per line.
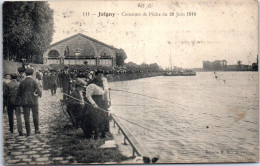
43 33 116 67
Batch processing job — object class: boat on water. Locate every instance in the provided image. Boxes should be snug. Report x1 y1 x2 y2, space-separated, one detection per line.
163 69 196 76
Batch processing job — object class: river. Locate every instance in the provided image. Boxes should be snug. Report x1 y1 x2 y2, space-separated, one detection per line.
109 72 258 163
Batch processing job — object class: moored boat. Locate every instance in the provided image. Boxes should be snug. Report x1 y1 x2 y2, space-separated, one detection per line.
163 69 196 76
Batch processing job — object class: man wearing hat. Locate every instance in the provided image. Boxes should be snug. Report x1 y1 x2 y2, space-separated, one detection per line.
16 67 42 136
5 73 23 136
17 67 26 82
3 74 11 113
42 69 49 90
67 80 85 128
60 66 71 102
49 69 58 96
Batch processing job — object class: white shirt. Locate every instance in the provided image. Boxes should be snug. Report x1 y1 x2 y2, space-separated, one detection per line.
85 84 105 105
85 82 110 106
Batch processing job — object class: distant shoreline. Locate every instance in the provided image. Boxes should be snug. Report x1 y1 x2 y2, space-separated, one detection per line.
194 70 258 72
106 72 163 82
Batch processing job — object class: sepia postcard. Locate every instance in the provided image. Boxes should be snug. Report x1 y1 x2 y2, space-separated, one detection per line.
2 0 259 165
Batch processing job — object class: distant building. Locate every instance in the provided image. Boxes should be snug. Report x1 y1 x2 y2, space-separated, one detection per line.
43 33 116 67
202 59 257 71
203 60 227 71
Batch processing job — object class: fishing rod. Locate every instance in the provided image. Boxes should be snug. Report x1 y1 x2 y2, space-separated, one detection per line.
112 104 173 107
109 88 206 112
62 93 187 136
77 83 205 112
109 88 178 105
62 93 153 131
78 82 205 112
63 93 159 162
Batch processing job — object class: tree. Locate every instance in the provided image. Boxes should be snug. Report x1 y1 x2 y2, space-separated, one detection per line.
149 63 160 70
115 48 127 66
3 1 54 63
203 61 213 71
237 61 242 69
252 63 258 71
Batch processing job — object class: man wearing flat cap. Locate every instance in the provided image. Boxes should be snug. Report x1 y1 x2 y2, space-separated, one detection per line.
5 73 23 136
67 80 85 128
16 67 42 136
17 67 26 82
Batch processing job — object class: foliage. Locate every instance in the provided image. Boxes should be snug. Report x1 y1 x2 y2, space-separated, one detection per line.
203 60 227 71
3 1 54 63
115 48 127 66
125 62 161 71
252 63 258 71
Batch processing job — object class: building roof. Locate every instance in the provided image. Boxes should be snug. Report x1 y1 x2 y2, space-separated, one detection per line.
48 33 116 50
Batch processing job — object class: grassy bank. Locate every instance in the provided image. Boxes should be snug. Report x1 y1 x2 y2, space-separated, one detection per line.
48 112 129 164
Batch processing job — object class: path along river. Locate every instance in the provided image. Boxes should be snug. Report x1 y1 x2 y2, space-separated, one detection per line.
109 72 258 163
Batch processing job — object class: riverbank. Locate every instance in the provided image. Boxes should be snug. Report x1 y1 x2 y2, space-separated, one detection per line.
107 72 163 82
3 89 132 164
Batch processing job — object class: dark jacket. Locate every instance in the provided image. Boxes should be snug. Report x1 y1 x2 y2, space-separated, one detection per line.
49 74 57 86
16 77 42 106
60 72 70 90
88 78 103 88
67 89 82 105
5 80 20 105
17 74 24 82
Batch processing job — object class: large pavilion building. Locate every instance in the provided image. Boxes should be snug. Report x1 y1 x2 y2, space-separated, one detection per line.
43 33 117 67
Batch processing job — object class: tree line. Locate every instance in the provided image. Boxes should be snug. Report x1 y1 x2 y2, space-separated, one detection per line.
3 1 54 63
124 62 162 71
203 60 227 71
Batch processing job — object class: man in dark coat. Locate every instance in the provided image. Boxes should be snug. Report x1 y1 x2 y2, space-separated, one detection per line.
3 74 11 113
42 70 49 90
60 66 71 102
5 74 23 136
16 68 42 136
58 70 63 88
67 80 85 128
49 70 58 96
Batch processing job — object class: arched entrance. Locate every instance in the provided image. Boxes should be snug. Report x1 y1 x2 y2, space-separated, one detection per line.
48 50 60 64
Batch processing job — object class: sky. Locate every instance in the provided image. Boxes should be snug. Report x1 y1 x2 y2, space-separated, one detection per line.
48 0 258 68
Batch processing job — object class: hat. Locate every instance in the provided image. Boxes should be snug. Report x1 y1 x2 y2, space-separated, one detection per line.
25 68 34 75
75 79 86 87
104 71 110 75
95 69 104 75
18 67 26 73
64 66 69 69
50 69 57 72
10 73 18 79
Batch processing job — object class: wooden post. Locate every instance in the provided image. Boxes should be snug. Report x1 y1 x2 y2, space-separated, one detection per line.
132 149 135 157
124 137 127 145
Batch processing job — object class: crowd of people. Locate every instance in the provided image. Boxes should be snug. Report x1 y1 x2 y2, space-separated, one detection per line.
3 65 112 139
3 67 42 136
3 62 163 139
